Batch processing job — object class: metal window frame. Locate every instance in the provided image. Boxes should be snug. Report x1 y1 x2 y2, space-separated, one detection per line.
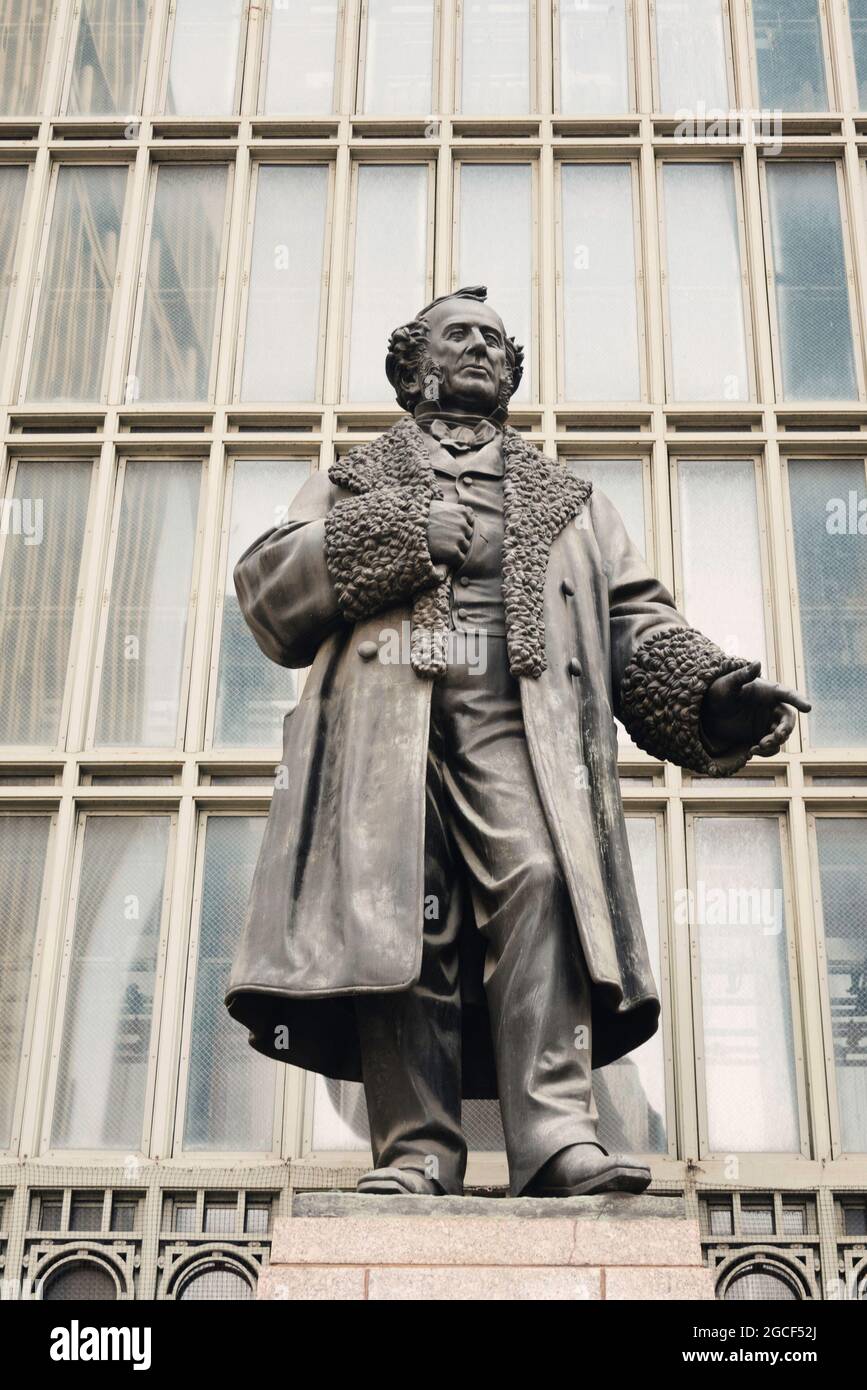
355 0 442 116
747 0 838 113
231 157 335 408
554 155 648 406
668 451 778 682
256 0 348 117
18 159 135 408
157 0 250 119
685 806 812 1162
656 154 757 405
171 806 285 1160
648 0 737 116
85 453 208 754
59 0 156 119
552 0 637 117
38 806 179 1161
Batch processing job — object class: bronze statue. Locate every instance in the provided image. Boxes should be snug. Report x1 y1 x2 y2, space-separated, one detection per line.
225 287 809 1198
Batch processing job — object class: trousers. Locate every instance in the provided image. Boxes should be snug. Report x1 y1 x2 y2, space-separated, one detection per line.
354 636 599 1195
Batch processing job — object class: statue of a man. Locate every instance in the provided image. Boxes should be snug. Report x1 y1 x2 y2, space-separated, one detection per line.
225 286 808 1198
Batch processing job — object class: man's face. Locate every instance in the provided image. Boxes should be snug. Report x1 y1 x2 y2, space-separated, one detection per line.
422 299 508 412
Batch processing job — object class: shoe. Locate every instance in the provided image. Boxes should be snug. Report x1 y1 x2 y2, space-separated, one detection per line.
356 1166 447 1196
524 1143 651 1197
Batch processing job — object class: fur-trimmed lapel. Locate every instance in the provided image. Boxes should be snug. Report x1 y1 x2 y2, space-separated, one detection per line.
330 415 592 678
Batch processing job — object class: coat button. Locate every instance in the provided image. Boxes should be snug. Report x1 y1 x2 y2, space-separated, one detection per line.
568 657 583 677
457 607 469 620
561 578 576 597
357 641 379 661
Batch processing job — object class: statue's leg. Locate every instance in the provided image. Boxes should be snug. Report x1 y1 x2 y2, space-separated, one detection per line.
438 637 602 1197
353 704 467 1196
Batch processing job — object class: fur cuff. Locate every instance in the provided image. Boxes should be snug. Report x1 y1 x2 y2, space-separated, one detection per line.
324 486 439 621
619 626 753 775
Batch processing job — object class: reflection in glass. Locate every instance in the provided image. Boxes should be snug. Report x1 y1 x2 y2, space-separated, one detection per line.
0 816 51 1148
348 165 429 401
0 166 27 341
52 816 170 1150
95 461 202 748
134 165 229 403
765 163 856 401
662 163 749 402
561 164 640 401
27 166 127 402
752 0 828 112
788 458 867 746
0 460 92 745
184 816 276 1151
67 0 148 116
851 0 867 108
693 817 799 1153
165 0 244 117
677 459 768 670
0 0 52 115
458 163 532 401
241 166 328 402
214 459 310 747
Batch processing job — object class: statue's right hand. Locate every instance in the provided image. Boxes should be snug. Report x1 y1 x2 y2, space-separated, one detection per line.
427 501 474 570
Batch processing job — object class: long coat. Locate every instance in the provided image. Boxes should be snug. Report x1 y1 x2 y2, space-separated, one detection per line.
225 418 750 1097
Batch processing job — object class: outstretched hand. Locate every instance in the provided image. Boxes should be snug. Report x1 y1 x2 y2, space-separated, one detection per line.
701 661 811 758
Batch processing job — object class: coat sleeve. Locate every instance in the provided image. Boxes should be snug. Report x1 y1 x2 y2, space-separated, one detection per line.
590 488 754 776
234 469 441 669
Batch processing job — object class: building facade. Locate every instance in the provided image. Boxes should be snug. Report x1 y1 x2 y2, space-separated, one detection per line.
0 0 866 1300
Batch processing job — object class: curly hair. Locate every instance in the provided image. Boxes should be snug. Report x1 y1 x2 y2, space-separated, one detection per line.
385 285 524 413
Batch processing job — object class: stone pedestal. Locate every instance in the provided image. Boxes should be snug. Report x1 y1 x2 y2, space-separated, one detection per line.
259 1192 715 1301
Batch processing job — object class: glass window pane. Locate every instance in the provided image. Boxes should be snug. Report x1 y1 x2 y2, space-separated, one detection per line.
814 818 867 1152
213 459 310 747
559 0 629 115
67 0 148 117
361 0 434 115
95 461 202 748
692 816 799 1153
788 458 867 746
0 816 51 1148
655 0 730 113
348 164 429 402
184 817 277 1151
165 0 243 117
133 165 229 403
241 165 328 402
677 459 768 670
662 163 749 402
458 163 532 401
851 0 867 108
52 816 170 1150
561 163 640 401
0 166 28 348
565 458 646 557
753 0 828 113
461 0 530 115
765 163 857 402
0 460 92 746
263 0 338 115
27 165 127 403
0 0 52 115
596 818 667 1154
